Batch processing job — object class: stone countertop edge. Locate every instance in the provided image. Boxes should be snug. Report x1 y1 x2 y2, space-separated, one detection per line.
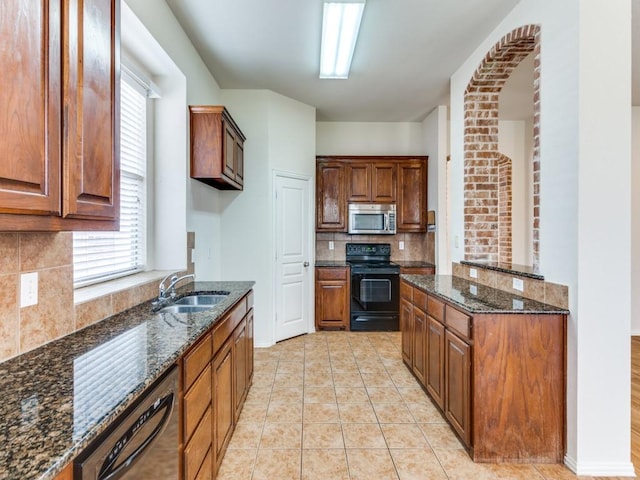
401 274 569 315
314 261 436 268
315 261 349 267
0 280 254 480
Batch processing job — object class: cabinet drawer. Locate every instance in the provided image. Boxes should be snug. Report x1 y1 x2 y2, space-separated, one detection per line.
213 299 248 352
413 288 428 311
428 296 445 323
445 305 472 340
184 364 212 442
400 281 413 300
184 407 212 480
183 333 212 391
317 267 348 281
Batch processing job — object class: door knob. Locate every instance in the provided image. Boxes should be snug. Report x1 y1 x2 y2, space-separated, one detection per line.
303 261 310 267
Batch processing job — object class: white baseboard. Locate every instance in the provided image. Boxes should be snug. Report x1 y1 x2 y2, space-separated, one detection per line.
564 454 636 477
631 330 640 336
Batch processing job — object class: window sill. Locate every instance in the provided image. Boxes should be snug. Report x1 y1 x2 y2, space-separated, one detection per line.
74 270 174 305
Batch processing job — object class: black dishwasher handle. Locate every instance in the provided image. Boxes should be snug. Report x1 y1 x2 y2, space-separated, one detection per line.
97 392 175 480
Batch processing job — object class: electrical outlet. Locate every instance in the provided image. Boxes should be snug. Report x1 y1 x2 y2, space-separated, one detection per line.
454 235 459 248
513 278 524 292
469 268 477 279
20 272 38 308
513 299 524 309
469 284 477 295
399 241 405 250
329 241 334 250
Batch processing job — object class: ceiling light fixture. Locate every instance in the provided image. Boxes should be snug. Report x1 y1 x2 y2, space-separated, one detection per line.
319 1 365 79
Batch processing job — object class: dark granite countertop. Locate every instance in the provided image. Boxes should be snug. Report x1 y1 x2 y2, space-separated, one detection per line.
401 275 568 314
395 261 436 269
0 281 254 480
315 261 349 267
460 260 544 280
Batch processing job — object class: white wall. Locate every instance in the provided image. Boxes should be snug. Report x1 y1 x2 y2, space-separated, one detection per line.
422 107 450 273
316 122 424 155
450 0 632 475
498 120 532 265
220 90 316 347
125 0 224 280
632 107 640 334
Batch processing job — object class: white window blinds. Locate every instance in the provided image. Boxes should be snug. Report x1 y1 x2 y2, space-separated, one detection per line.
73 75 148 287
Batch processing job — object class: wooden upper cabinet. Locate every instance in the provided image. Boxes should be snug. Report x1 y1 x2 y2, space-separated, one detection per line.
63 0 120 221
190 106 246 191
371 163 397 203
0 0 120 231
347 163 371 202
0 0 61 217
397 160 427 232
316 160 347 231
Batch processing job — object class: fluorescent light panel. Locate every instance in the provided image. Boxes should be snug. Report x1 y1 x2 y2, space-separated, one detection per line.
320 1 365 79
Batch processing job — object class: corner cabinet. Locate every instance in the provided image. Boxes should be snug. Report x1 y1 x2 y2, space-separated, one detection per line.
0 0 120 231
189 106 246 191
315 266 350 330
400 280 566 463
180 290 254 480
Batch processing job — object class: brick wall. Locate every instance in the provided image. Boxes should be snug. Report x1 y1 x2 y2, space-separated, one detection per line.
497 154 512 263
463 24 540 266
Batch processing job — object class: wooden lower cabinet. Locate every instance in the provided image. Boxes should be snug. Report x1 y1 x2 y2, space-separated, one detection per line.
315 266 350 330
444 330 471 446
180 291 254 480
400 280 566 463
212 338 234 471
425 315 445 408
411 306 427 384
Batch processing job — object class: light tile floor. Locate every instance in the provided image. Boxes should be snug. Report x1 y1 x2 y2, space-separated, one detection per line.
217 331 629 480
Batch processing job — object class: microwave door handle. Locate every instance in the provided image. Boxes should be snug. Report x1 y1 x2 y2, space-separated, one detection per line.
384 214 389 232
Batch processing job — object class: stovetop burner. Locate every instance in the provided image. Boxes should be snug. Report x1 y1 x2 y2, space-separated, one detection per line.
346 243 399 273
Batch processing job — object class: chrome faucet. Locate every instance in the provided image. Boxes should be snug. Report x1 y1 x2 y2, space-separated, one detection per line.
158 272 196 301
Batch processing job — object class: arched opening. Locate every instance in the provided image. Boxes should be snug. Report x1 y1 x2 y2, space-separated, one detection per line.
463 24 540 268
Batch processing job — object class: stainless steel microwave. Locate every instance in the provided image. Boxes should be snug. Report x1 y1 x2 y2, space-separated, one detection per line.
348 204 396 235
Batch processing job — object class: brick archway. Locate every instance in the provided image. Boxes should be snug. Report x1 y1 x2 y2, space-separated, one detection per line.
463 24 540 266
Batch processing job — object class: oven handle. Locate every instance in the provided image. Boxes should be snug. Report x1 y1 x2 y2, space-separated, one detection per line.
97 392 175 480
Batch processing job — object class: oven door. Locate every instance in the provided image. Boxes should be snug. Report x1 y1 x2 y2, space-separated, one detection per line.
351 272 399 312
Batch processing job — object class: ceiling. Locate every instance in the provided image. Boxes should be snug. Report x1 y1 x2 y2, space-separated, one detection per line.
165 0 640 122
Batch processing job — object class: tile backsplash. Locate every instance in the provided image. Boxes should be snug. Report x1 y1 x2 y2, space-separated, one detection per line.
316 232 435 264
0 231 196 363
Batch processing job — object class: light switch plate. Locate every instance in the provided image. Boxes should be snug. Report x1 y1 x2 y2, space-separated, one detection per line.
469 268 478 279
328 241 334 250
399 241 405 250
20 272 38 308
513 277 524 292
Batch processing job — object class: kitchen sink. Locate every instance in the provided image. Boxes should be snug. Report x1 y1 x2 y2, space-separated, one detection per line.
175 294 228 306
157 304 214 314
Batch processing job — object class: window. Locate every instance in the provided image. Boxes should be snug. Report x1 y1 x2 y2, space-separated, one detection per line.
73 70 150 287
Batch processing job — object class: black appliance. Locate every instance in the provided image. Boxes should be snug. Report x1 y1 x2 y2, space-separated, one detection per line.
74 366 179 479
346 243 400 331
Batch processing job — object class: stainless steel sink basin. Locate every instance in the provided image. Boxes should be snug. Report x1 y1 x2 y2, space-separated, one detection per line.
175 294 228 306
157 304 214 314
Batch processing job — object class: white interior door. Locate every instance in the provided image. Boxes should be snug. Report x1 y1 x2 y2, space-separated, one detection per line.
275 173 312 342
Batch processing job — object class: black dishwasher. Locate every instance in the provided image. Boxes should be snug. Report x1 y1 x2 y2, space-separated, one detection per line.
73 366 179 479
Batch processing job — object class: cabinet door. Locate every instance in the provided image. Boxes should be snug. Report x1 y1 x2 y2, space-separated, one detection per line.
223 120 236 179
315 280 349 329
445 330 471 446
316 161 347 231
426 316 445 408
212 339 234 471
63 0 119 221
0 0 61 216
246 309 254 384
371 163 396 203
347 163 371 202
400 297 413 366
52 464 72 480
412 307 427 385
235 139 244 185
233 318 248 423
397 161 427 232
